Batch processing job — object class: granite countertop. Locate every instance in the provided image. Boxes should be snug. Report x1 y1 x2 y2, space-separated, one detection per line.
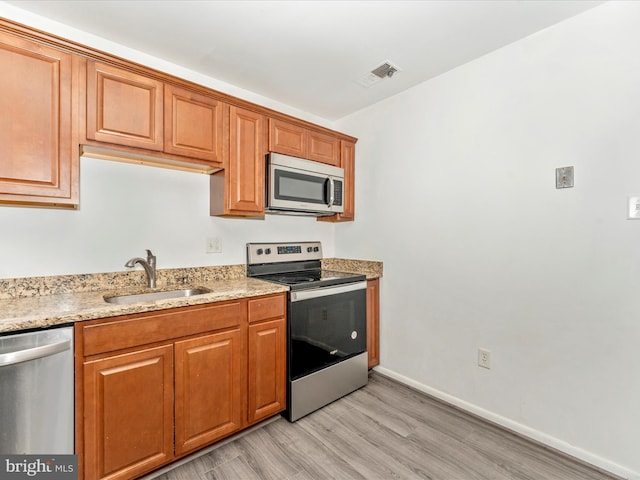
0 277 288 334
0 259 382 334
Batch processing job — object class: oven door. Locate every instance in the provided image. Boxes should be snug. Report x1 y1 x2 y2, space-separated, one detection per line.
289 281 366 380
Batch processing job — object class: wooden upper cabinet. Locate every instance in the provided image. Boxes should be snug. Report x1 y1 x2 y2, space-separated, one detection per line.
307 129 340 166
164 84 224 164
227 106 265 214
338 140 355 220
86 61 163 151
0 22 356 212
318 139 355 222
210 106 265 217
0 30 79 207
268 118 340 166
268 118 306 157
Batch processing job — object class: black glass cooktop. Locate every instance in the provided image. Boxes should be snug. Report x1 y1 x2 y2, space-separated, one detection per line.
256 269 365 291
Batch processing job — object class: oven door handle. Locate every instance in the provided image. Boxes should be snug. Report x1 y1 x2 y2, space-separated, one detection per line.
290 281 367 302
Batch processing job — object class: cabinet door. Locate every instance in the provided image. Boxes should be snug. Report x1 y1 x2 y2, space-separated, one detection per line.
339 140 355 220
87 61 163 151
227 106 265 214
307 129 340 166
174 328 245 455
164 84 224 163
318 140 355 223
83 345 173 480
248 317 286 424
339 140 356 221
268 118 306 157
0 31 78 206
366 279 380 369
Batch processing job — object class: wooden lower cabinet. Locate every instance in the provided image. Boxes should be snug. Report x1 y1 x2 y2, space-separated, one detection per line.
367 279 380 369
174 328 245 456
82 345 174 480
248 318 286 423
247 294 287 424
77 293 286 480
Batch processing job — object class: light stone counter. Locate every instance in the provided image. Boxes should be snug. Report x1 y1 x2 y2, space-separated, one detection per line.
0 276 288 334
0 259 381 334
321 258 383 279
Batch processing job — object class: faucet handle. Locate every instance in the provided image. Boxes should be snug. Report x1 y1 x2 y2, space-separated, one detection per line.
145 249 156 267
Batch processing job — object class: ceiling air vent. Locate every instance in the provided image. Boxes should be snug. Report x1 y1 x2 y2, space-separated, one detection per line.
355 60 401 88
371 62 398 79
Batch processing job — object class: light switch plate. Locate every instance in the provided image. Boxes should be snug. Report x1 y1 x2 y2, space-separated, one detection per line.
556 166 574 189
206 237 222 253
628 197 640 219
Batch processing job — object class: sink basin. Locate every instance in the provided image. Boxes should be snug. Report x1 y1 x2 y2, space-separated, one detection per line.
104 287 212 305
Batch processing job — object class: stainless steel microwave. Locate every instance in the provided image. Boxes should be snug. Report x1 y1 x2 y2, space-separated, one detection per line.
266 153 344 216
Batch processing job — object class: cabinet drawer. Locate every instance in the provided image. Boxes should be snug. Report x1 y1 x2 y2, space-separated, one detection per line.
83 302 242 356
248 294 286 323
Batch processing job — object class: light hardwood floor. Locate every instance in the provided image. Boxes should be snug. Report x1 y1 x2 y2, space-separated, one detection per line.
148 372 620 480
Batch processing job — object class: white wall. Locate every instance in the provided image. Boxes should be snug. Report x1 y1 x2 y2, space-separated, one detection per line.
0 3 337 278
336 1 640 478
0 158 335 277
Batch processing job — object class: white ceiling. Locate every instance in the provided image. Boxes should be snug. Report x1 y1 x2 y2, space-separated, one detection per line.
4 0 605 120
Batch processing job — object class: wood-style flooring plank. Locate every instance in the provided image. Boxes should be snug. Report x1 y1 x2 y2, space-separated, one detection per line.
148 372 620 480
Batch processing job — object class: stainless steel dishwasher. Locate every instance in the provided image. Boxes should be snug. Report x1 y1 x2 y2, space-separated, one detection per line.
0 326 74 454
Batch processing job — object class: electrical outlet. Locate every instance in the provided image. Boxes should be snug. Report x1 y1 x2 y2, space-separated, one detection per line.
206 237 222 254
555 166 574 189
478 348 491 369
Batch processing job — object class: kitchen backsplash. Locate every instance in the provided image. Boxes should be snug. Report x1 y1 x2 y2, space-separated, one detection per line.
0 265 246 300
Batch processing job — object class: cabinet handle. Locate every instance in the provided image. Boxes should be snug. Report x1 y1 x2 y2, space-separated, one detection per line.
291 281 366 302
327 177 335 207
0 340 71 367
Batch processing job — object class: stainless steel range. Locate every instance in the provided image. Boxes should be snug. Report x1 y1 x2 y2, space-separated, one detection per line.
247 241 368 421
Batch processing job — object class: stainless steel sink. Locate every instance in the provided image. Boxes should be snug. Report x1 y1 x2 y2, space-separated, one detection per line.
104 287 212 305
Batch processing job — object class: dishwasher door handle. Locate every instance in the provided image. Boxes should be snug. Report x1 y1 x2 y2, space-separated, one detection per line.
0 339 71 367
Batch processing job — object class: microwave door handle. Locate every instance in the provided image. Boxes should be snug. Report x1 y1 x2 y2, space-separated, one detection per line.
327 177 335 207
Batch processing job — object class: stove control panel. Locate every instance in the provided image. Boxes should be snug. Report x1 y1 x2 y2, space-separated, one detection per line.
247 241 323 264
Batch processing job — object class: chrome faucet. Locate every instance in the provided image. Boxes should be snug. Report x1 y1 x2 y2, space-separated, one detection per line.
125 249 157 288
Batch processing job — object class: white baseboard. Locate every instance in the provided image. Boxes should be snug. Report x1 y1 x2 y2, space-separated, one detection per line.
374 366 639 480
